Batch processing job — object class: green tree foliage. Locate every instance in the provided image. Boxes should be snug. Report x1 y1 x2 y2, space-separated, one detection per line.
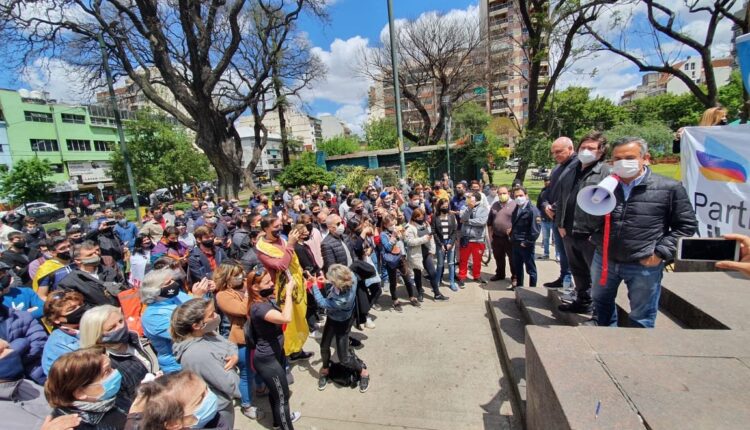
718 71 746 121
625 93 703 130
605 122 674 158
110 111 215 195
333 165 398 190
318 136 360 156
364 118 398 150
276 152 335 188
452 101 491 136
0 157 55 206
543 87 629 140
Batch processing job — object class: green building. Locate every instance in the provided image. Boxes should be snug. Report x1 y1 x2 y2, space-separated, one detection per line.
0 88 123 195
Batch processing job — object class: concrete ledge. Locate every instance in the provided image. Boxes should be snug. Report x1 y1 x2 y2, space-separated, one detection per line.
515 287 563 327
548 289 593 326
525 326 750 430
488 291 528 419
614 287 685 329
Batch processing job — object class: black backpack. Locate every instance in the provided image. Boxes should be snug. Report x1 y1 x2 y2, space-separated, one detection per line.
327 356 366 388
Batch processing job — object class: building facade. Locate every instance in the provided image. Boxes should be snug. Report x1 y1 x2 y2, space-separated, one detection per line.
236 126 283 179
0 89 120 191
238 107 322 152
319 115 352 140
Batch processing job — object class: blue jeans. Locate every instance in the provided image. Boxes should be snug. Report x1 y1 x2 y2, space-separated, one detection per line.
540 220 554 258
435 245 456 289
590 251 664 328
551 226 571 282
238 345 261 407
512 244 537 287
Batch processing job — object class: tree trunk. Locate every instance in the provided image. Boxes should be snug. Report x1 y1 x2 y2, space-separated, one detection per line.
243 106 270 191
194 115 243 199
272 70 291 165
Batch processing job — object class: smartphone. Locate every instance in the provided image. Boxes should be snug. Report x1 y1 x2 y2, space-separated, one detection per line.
677 237 740 262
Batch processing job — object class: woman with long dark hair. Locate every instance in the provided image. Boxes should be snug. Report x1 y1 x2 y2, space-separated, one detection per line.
246 265 301 429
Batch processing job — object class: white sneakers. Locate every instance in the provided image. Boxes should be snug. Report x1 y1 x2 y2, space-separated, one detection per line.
309 330 322 339
365 317 376 329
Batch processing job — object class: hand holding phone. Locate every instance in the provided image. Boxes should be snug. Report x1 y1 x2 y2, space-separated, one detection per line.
715 234 750 277
677 237 740 262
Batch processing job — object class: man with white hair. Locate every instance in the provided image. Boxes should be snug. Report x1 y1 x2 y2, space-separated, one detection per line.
541 137 574 289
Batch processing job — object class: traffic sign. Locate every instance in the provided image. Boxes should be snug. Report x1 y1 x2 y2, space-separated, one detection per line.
97 182 105 190
473 87 487 95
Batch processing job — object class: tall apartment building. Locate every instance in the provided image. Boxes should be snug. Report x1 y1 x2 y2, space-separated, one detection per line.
235 126 283 178
0 88 120 192
480 0 546 124
319 115 352 140
238 107 322 152
94 68 188 119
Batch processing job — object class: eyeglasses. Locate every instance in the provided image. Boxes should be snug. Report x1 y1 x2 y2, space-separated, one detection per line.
247 264 266 285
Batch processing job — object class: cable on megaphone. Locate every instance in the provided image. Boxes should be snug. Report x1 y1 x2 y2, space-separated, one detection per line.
576 175 620 286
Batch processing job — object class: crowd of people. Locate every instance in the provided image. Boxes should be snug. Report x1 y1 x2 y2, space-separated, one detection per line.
0 168 526 430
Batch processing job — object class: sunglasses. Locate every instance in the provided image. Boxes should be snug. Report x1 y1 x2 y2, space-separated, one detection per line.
246 264 267 285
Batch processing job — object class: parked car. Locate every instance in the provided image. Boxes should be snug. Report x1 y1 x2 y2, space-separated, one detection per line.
7 203 65 224
113 193 149 210
14 202 59 214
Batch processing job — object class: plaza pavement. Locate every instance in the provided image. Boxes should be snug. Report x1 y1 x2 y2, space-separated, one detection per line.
235 241 563 430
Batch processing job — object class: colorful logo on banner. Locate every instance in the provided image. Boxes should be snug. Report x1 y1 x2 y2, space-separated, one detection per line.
696 137 748 183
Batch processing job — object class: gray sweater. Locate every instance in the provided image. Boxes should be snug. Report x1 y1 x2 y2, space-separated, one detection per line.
173 334 240 410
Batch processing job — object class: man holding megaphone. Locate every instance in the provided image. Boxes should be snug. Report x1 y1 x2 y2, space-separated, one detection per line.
582 137 697 328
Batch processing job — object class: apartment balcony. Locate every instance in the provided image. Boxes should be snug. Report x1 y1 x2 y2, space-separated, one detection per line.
488 1 511 15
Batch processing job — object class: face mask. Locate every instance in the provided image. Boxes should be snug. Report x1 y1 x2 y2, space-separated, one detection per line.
439 207 449 214
201 316 220 333
305 224 313 233
355 208 364 214
96 369 123 400
231 276 244 288
336 224 345 235
719 118 728 125
117 219 128 227
159 281 181 299
81 255 101 266
270 229 282 238
191 390 219 428
70 217 79 224
578 149 598 165
414 218 424 225
101 325 131 344
13 240 25 249
410 201 419 208
515 196 527 206
260 209 269 217
43 252 54 259
612 159 641 179
369 196 377 202
499 194 509 203
259 287 274 298
201 239 215 248
387 226 395 232
26 227 38 234
64 305 88 325
168 241 179 249
154 214 163 220
457 190 465 196
383 201 392 208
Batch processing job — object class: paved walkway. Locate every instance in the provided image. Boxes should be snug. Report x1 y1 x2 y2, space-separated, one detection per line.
234 256 539 430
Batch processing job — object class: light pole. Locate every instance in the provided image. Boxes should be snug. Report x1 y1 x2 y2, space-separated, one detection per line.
387 0 407 179
441 95 452 180
98 33 141 225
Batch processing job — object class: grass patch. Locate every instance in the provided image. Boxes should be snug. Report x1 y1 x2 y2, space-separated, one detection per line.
651 163 681 180
492 169 544 202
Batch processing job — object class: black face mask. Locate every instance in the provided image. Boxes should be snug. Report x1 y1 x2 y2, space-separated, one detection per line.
414 218 425 225
369 196 377 202
201 239 215 248
64 305 88 325
159 281 182 298
57 251 71 261
305 224 313 233
69 217 79 224
355 208 364 214
439 207 449 214
457 190 465 196
259 287 274 298
270 229 282 238
13 240 26 249
167 241 179 249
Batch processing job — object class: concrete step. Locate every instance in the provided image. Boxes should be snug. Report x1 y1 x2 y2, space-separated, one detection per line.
547 289 594 326
514 287 565 327
615 287 685 329
488 291 528 420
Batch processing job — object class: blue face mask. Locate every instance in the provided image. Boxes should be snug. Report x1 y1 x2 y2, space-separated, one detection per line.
97 369 122 400
192 390 218 428
260 209 269 217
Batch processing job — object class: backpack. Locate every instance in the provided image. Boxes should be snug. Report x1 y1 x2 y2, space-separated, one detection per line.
328 355 366 388
118 287 146 336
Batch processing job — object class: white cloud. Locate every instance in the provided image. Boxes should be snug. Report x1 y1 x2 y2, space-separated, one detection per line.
334 103 368 135
301 36 372 106
20 58 96 104
559 49 642 101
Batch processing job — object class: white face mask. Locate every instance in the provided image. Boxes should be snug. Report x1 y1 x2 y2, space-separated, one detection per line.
336 224 345 235
612 159 641 179
515 196 527 206
578 149 598 165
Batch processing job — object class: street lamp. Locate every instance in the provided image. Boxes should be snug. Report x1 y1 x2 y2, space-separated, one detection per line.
386 0 407 179
441 95 452 179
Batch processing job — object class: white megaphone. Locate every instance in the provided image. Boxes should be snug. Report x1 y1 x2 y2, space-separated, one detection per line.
576 175 618 216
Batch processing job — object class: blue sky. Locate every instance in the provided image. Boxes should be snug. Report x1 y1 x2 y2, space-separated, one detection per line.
0 0 739 135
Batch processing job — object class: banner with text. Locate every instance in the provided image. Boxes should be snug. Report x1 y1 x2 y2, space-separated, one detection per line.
681 125 750 237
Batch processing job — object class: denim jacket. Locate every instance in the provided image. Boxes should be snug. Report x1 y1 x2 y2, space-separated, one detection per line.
311 281 357 322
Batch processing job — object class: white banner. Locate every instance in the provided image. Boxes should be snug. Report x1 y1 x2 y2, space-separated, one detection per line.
681 125 750 237
67 161 113 183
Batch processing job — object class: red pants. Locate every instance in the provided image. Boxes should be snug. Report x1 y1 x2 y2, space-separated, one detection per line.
459 241 485 280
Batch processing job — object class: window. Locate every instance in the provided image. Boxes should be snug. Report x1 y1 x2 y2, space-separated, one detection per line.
24 111 53 123
50 164 64 173
94 140 114 151
61 113 85 124
66 139 91 151
30 139 59 152
90 116 109 125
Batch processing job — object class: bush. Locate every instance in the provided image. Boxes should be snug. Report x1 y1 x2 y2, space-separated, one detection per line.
318 136 360 156
332 165 399 191
605 121 674 158
276 153 335 188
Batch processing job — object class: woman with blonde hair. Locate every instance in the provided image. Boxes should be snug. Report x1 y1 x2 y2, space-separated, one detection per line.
79 305 159 402
214 261 265 420
311 264 370 393
171 298 240 428
673 106 729 153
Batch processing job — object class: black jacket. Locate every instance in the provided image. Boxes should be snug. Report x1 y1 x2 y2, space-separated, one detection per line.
555 159 611 234
86 230 124 262
431 213 458 247
321 234 352 274
543 154 577 210
511 203 541 247
590 168 698 263
57 270 120 307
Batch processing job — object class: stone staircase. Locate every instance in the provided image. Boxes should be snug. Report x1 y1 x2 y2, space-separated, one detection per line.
487 282 703 426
